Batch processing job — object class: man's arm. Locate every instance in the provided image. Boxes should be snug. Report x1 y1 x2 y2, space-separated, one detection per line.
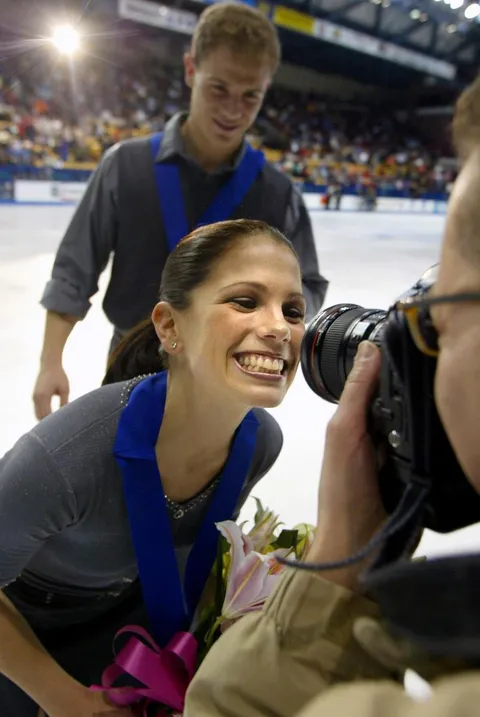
185 569 395 717
284 185 328 321
40 145 119 319
34 146 119 419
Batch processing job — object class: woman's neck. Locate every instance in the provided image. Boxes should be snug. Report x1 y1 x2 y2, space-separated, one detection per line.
155 375 247 502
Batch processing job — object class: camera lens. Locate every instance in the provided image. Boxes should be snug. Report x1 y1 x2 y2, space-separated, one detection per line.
301 305 387 403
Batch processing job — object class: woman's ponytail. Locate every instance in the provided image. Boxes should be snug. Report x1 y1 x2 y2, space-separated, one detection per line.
102 319 166 386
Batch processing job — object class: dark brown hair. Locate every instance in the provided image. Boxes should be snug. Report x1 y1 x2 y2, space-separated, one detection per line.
102 219 296 385
191 2 281 74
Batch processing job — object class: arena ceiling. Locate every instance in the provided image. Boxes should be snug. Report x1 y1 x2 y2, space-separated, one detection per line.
306 0 479 65
172 0 479 90
189 0 479 91
2 0 478 94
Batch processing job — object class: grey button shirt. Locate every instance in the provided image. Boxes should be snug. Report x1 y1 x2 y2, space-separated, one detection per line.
0 377 283 629
40 113 328 331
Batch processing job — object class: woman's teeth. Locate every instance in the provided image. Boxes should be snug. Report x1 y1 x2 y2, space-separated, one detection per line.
236 354 285 375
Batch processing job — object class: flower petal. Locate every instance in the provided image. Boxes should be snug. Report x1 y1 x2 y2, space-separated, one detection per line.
216 521 253 576
222 552 270 619
224 571 285 620
248 510 282 553
261 547 292 574
216 521 255 606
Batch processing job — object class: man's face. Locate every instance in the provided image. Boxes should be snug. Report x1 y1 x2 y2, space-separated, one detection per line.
431 149 480 491
184 45 271 155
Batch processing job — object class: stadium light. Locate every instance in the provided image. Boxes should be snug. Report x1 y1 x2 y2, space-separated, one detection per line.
50 24 80 55
450 0 464 9
465 2 480 16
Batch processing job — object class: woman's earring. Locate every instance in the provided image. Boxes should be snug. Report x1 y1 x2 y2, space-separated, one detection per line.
170 341 177 350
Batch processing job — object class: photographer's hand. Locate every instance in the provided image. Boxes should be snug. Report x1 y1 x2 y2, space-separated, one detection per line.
307 341 387 591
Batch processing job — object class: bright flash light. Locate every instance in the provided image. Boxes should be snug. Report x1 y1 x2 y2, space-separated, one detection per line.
465 2 480 17
50 25 80 55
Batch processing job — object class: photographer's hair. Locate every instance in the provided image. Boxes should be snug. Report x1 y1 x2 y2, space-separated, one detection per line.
452 73 480 163
450 74 480 267
191 2 281 74
102 219 296 386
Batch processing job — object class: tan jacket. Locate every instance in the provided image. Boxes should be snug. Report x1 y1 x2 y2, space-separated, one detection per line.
184 569 480 717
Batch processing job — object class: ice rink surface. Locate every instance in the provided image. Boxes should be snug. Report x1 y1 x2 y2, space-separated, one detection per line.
1 203 479 561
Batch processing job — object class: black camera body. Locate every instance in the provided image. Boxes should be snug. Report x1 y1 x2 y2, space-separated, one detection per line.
302 270 480 534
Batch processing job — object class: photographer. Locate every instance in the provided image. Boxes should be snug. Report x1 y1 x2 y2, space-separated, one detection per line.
184 76 480 717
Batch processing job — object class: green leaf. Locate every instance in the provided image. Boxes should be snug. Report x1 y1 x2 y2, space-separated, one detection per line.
274 529 298 550
215 536 228 614
253 496 266 524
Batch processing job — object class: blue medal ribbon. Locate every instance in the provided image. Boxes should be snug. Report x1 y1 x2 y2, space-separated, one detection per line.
114 372 259 646
151 132 266 251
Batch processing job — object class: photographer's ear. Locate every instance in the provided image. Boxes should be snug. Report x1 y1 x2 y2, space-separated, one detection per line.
152 302 182 356
336 341 381 425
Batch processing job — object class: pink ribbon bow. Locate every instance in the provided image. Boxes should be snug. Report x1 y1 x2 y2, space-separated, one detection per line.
91 626 198 716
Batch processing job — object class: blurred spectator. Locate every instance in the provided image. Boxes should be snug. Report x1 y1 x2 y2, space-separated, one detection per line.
0 43 455 195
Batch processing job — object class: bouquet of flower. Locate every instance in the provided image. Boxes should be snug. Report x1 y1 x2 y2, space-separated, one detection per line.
94 500 315 716
198 499 315 653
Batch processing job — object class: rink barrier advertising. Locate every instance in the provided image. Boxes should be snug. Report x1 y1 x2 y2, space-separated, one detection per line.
14 180 89 204
5 180 447 215
302 192 448 215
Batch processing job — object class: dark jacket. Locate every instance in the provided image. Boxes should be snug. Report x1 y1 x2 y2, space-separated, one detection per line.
41 114 328 329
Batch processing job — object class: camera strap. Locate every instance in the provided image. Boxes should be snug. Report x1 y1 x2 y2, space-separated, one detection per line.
368 481 428 571
278 480 430 574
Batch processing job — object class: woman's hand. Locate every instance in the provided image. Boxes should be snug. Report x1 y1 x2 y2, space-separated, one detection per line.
307 341 387 590
39 689 135 717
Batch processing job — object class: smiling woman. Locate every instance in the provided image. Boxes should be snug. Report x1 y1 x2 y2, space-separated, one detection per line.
0 219 305 717
104 218 305 412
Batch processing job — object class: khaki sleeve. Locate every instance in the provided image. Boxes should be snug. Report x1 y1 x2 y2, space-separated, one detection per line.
185 568 397 717
297 673 480 717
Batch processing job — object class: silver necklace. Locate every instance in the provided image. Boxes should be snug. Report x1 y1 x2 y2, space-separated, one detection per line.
164 476 221 520
121 375 221 520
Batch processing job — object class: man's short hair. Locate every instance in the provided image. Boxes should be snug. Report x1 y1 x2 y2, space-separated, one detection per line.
452 74 480 163
191 2 281 74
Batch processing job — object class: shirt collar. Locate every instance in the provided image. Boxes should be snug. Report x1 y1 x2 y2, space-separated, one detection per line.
154 112 247 174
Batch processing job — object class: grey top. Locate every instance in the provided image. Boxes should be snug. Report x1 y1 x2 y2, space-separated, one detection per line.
0 377 283 628
40 113 328 329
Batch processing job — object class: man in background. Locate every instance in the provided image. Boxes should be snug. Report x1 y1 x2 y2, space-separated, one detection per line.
34 2 328 420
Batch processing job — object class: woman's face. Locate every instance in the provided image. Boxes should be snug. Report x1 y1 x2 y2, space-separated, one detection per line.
431 151 480 492
167 234 305 410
